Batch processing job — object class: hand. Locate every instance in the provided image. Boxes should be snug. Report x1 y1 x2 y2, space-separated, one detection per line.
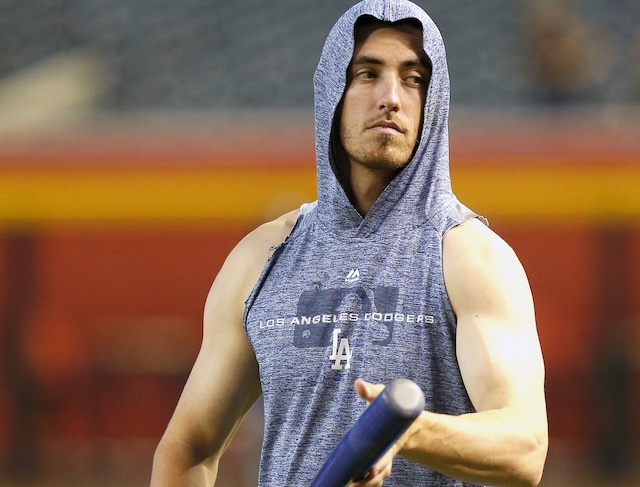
346 379 395 487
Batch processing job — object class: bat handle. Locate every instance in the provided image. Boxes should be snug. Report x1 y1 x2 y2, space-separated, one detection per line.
351 378 425 479
310 378 426 487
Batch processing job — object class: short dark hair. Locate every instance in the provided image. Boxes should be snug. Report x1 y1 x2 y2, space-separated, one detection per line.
354 14 424 40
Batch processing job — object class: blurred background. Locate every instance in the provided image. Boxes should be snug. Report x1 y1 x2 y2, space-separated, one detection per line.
1 0 639 486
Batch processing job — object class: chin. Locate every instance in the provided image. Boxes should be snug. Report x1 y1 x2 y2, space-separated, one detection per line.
362 154 411 171
371 146 413 169
345 138 414 171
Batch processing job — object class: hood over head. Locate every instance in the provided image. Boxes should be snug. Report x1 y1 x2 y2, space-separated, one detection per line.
313 0 466 238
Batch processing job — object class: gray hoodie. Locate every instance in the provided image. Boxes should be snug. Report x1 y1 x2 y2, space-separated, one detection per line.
244 1 483 485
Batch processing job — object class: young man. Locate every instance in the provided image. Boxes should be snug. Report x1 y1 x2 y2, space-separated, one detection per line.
151 1 548 486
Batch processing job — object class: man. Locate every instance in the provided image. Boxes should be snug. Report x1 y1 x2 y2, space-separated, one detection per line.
151 1 548 486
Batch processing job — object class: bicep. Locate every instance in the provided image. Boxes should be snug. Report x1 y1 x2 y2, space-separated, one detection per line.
154 210 297 477
444 221 545 417
456 309 544 416
162 250 262 463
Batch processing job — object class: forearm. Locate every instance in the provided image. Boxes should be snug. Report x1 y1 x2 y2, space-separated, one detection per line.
151 438 218 487
400 408 547 487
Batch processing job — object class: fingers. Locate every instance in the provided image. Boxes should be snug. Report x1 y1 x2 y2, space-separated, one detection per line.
347 455 393 487
354 378 386 405
349 379 398 485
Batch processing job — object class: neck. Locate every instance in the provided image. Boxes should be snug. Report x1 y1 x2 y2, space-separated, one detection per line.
343 162 398 215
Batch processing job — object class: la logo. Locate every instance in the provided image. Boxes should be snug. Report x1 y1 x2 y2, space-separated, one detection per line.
330 328 353 370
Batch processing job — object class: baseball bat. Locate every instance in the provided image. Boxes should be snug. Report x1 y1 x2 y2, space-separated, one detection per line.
310 378 426 487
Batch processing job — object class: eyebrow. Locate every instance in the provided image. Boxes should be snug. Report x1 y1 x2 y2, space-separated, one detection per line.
350 55 431 72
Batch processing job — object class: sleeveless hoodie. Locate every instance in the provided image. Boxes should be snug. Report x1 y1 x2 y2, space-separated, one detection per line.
244 0 484 485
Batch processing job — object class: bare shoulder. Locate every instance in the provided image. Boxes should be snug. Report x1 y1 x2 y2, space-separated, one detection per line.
207 208 300 311
443 218 516 263
231 208 299 269
442 217 526 281
443 218 532 317
239 208 299 250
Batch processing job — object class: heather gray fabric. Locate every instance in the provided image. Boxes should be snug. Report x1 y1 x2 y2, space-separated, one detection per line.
244 0 484 485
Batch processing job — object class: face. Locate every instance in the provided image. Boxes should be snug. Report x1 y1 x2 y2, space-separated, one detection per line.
339 22 430 172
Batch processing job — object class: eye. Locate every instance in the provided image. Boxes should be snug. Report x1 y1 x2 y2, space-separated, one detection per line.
405 74 426 87
354 68 376 80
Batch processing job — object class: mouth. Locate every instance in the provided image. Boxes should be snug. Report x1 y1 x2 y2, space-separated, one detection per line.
368 120 404 134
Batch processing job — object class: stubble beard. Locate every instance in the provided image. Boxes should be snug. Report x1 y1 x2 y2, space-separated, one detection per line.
341 128 414 171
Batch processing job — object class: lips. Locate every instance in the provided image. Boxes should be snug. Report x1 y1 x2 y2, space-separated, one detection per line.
368 119 404 133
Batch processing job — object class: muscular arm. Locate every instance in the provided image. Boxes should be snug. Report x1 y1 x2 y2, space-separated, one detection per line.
353 218 547 487
401 218 548 486
150 210 298 487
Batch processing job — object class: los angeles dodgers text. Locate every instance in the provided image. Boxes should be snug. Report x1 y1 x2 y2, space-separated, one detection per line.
258 312 435 329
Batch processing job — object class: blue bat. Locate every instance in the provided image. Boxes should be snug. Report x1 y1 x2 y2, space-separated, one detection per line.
311 378 426 487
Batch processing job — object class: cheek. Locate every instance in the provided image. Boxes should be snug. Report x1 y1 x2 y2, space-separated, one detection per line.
339 106 350 143
340 100 363 139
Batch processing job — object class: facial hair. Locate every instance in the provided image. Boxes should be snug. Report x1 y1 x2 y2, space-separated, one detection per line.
340 118 416 171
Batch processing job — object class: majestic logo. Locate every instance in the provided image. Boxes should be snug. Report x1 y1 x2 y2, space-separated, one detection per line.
345 269 360 283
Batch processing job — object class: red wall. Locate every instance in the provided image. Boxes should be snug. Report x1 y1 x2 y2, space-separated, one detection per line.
1 116 639 463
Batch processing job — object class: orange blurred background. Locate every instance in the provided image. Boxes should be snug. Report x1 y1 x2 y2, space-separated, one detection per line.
1 113 639 486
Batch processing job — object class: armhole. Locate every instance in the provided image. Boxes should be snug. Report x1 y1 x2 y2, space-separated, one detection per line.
242 202 315 328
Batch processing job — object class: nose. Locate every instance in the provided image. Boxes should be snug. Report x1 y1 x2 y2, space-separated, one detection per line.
378 75 401 113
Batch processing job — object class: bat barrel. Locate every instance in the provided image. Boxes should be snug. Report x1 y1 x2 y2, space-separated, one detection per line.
310 378 426 487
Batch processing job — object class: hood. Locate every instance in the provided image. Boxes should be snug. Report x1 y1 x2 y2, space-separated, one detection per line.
313 0 459 238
